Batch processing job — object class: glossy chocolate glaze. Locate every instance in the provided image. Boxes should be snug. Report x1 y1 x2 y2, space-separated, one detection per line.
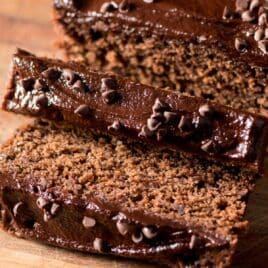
2 49 268 172
53 0 268 67
0 173 228 267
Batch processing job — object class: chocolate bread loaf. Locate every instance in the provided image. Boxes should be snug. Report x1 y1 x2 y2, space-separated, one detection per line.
3 49 268 171
0 120 258 267
53 0 268 117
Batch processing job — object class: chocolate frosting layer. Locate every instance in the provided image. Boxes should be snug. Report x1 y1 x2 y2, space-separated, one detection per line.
2 49 268 172
0 172 228 267
54 0 268 68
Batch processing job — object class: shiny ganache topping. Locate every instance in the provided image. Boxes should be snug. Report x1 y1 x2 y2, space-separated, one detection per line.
223 0 268 54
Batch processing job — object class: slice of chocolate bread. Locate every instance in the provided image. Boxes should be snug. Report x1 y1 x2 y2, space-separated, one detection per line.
3 49 268 172
0 120 258 267
53 0 268 117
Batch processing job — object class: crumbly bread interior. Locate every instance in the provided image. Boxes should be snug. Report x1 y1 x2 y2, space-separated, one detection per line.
60 32 268 117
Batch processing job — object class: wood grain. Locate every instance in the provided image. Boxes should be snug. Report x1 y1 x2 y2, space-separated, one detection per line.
0 1 267 267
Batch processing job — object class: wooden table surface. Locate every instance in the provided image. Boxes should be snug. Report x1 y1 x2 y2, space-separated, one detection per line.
0 1 268 267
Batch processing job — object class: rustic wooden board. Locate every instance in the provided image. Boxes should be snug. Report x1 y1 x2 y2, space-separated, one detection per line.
0 1 267 267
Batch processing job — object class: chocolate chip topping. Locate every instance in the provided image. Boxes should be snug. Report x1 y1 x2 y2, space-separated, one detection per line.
241 10 256 22
62 68 76 85
20 78 34 91
108 120 121 131
101 77 117 92
152 98 168 113
50 203 60 216
254 28 264 41
82 216 96 228
71 80 86 92
235 38 248 52
36 197 49 209
198 104 213 117
35 95 48 108
201 140 214 153
102 90 119 104
163 111 177 123
142 226 157 239
178 115 193 132
74 105 91 117
42 68 61 81
93 238 103 252
100 1 118 13
258 12 267 26
138 125 154 138
249 0 260 11
258 40 268 54
189 235 197 249
131 232 143 244
223 6 235 19
13 202 23 217
119 0 132 13
34 79 48 92
147 118 162 131
116 220 129 235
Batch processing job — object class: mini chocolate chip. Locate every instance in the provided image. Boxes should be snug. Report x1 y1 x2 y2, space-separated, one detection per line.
157 128 167 142
102 90 119 104
258 13 267 26
235 0 250 12
235 38 248 52
254 28 264 41
43 211 51 222
72 80 87 92
62 68 76 85
13 202 23 217
74 104 91 117
116 220 129 235
108 120 121 131
142 226 157 239
147 118 162 132
34 79 48 92
151 112 165 122
163 111 177 123
101 77 117 92
36 197 49 209
193 116 210 130
131 232 143 243
119 0 132 13
201 140 214 153
178 115 193 132
189 235 197 249
50 203 60 216
198 104 213 117
82 216 96 228
42 68 61 81
35 95 48 108
249 0 260 11
138 125 154 138
241 10 256 22
222 6 234 19
258 40 268 54
100 1 118 13
93 238 103 252
152 98 168 113
20 78 34 91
